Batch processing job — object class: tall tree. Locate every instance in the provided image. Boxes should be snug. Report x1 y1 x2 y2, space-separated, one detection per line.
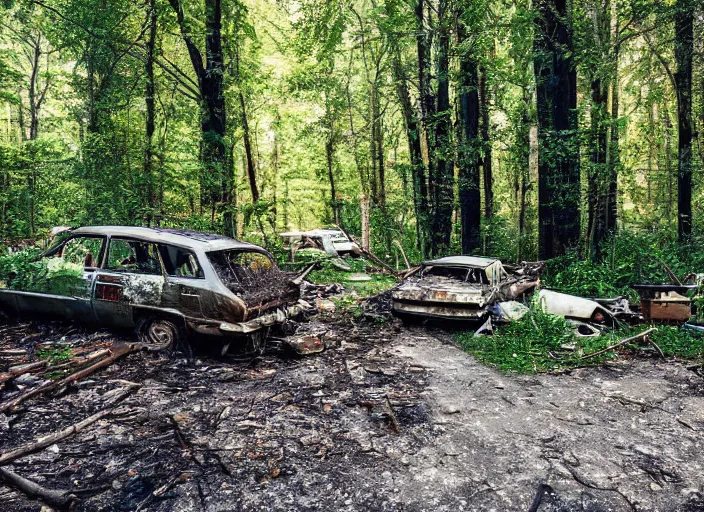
168 0 227 216
430 0 454 256
456 16 481 254
534 0 580 259
144 0 158 225
674 0 694 240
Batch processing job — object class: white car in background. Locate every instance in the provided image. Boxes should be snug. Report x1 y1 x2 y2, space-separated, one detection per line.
279 227 361 258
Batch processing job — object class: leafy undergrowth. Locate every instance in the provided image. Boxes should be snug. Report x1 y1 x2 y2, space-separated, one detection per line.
308 257 398 297
456 306 704 374
0 249 83 295
542 231 704 300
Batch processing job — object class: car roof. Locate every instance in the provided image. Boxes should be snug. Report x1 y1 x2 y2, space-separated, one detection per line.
280 228 347 238
423 256 500 268
70 226 263 252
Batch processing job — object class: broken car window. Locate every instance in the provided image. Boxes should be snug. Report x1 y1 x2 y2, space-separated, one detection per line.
207 250 275 293
60 237 105 269
158 245 204 278
107 239 162 275
422 266 489 284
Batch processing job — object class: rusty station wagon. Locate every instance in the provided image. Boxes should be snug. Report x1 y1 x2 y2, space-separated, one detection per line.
0 227 302 353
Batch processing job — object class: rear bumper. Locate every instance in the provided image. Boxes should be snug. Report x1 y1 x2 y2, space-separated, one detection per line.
189 304 302 336
392 300 486 320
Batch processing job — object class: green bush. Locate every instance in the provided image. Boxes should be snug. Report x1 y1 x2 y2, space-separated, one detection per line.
0 249 83 295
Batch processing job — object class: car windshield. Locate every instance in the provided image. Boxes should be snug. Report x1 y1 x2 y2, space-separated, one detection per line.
424 266 488 284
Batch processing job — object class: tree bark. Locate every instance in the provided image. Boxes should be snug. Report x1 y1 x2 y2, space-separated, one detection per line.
457 20 481 255
240 91 259 203
588 78 609 258
168 0 227 215
392 51 429 254
415 0 435 231
430 0 454 256
534 0 580 259
144 0 157 225
479 65 493 221
674 0 694 240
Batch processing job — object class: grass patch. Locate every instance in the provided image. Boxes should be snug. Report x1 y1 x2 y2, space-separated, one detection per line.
456 305 704 374
37 345 72 364
307 258 398 297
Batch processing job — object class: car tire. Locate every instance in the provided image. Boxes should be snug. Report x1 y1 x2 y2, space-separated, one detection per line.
246 327 270 355
137 317 187 354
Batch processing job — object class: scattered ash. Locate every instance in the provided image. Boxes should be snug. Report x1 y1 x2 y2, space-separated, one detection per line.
299 282 345 303
0 314 436 512
363 289 395 317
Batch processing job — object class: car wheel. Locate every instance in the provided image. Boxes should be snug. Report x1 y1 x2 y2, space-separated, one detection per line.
137 317 184 353
246 327 270 355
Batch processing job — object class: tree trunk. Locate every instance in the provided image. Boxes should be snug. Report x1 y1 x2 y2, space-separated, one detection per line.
663 104 674 223
457 21 481 255
479 65 493 221
674 0 694 240
360 194 370 251
144 0 157 225
415 0 435 225
430 0 453 256
28 34 41 141
325 126 339 225
534 0 580 259
240 91 259 203
168 0 227 218
392 51 429 254
588 78 609 258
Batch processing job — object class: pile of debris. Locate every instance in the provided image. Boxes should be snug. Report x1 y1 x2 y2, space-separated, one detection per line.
0 315 433 511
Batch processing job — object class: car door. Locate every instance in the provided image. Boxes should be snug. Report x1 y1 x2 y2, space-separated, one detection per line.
157 243 206 318
12 235 105 321
93 238 166 328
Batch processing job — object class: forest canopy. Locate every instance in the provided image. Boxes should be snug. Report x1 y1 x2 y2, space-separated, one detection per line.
0 0 702 263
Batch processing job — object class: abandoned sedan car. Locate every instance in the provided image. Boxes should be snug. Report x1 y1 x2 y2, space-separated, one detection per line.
0 227 302 352
391 256 540 321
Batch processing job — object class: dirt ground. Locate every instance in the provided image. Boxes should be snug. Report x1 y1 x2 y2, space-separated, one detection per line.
1 315 703 511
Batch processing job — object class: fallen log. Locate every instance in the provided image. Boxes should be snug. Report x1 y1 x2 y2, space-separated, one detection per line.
0 361 49 385
0 343 139 414
0 386 136 466
579 328 658 360
0 386 137 466
0 467 78 510
337 226 399 275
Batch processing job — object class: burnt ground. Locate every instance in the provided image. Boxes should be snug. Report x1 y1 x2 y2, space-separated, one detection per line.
1 314 704 512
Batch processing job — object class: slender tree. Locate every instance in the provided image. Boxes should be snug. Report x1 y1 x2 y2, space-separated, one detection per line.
674 0 694 239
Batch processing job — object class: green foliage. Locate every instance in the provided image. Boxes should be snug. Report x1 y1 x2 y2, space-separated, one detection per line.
0 249 83 295
308 257 398 296
37 345 72 364
457 300 704 374
457 304 577 373
542 231 704 299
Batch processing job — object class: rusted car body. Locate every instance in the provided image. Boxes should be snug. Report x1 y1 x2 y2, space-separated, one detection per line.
280 228 361 258
391 256 541 321
0 227 301 350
